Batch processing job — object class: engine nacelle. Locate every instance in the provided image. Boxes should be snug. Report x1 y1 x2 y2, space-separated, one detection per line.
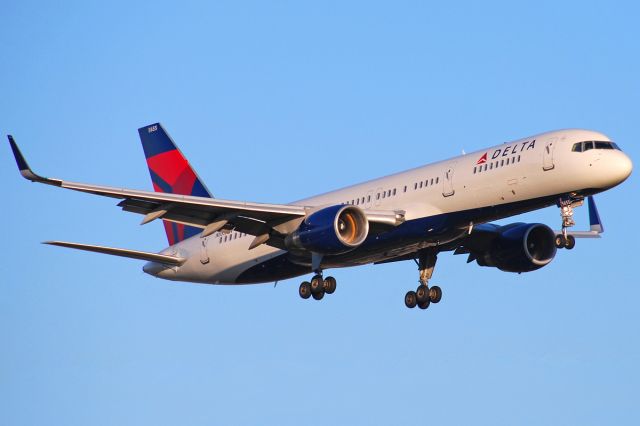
286 205 369 255
476 223 557 273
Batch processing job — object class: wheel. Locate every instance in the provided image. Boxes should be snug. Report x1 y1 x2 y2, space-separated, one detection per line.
405 291 417 308
418 299 431 310
416 284 429 304
299 281 311 299
310 275 324 294
312 289 325 300
555 235 566 248
429 285 442 303
565 235 576 250
323 276 337 294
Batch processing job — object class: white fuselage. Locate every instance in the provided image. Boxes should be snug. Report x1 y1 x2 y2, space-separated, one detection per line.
146 129 632 284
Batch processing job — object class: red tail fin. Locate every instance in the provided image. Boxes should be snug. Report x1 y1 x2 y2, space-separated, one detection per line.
138 123 212 245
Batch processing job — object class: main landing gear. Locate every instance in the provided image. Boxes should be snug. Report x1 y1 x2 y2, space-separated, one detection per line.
299 274 337 301
404 250 442 310
555 198 579 250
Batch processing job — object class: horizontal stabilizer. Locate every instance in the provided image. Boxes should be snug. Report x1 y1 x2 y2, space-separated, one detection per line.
44 241 186 265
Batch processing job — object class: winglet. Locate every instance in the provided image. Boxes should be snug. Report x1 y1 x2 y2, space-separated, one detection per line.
7 135 61 185
588 196 604 234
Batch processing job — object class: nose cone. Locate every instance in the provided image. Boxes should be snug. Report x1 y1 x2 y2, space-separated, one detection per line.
594 150 633 188
612 152 633 184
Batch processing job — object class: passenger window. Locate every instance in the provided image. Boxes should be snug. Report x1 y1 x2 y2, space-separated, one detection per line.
430 178 434 185
392 188 396 196
361 197 365 203
474 167 477 174
584 141 594 151
404 185 407 192
367 195 371 202
376 193 380 200
506 158 510 165
490 163 493 170
501 159 504 166
572 142 583 152
382 192 386 199
436 177 439 184
420 182 423 188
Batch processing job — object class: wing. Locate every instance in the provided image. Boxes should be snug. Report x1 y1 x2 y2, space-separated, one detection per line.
9 136 404 248
376 196 605 266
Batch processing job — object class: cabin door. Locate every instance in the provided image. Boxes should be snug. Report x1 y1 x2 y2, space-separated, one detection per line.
442 163 456 197
543 138 556 171
200 236 210 264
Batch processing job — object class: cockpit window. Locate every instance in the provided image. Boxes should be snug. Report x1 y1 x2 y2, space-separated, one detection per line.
572 140 620 152
595 141 614 149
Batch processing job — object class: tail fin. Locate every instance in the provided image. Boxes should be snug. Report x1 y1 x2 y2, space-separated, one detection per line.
138 123 212 245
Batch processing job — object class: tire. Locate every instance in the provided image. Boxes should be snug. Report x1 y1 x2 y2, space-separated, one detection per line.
555 235 566 248
323 276 337 294
565 235 576 250
299 282 311 299
405 291 417 308
418 299 431 310
310 275 324 294
416 284 429 304
312 289 325 300
429 285 442 303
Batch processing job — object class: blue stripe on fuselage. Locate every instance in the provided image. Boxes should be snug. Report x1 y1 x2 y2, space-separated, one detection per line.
235 188 601 284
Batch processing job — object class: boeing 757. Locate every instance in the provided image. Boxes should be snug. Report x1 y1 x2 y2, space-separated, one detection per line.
8 124 632 310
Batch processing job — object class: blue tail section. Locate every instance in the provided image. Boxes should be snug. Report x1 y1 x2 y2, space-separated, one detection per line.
137 123 212 245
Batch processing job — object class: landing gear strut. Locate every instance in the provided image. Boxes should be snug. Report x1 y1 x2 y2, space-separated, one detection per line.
556 197 581 250
299 273 337 302
405 250 442 310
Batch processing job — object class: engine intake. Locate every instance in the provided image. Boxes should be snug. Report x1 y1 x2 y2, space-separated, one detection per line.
476 223 557 273
286 205 369 255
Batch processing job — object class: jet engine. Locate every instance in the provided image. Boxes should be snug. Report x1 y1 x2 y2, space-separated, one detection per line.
475 223 557 273
286 204 369 255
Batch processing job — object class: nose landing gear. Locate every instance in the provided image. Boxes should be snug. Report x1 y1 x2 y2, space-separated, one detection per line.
405 250 442 310
556 197 582 250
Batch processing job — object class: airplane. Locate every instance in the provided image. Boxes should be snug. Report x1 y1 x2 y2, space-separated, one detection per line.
8 124 633 310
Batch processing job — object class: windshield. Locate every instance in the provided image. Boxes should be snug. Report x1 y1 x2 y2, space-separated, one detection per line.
571 141 621 152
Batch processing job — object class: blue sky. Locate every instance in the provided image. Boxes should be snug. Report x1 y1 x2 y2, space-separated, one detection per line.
1 1 639 425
